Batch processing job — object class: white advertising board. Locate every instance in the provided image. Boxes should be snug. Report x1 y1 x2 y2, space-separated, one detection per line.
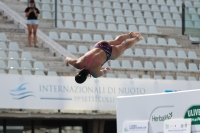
123 121 148 133
116 89 200 133
164 119 191 133
1 75 200 111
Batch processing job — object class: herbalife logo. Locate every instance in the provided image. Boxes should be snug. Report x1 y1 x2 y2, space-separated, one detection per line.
152 112 173 122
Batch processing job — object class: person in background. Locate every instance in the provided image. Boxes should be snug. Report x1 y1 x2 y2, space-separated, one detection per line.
25 0 40 48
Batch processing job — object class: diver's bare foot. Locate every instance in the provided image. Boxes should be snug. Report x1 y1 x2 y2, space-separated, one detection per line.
136 35 144 41
130 32 141 38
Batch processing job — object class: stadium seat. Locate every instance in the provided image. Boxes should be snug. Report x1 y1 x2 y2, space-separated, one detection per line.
148 0 156 4
134 11 143 18
194 22 200 29
116 17 125 24
108 24 117 31
177 62 188 72
130 74 139 79
74 14 84 21
75 21 86 30
8 51 21 60
8 70 19 75
0 33 10 42
128 25 137 32
142 75 151 79
78 45 88 54
56 20 64 28
83 6 93 15
188 63 199 72
93 1 102 7
52 5 62 12
86 22 96 30
64 13 73 21
47 71 58 76
166 20 175 27
133 60 143 70
161 6 169 12
110 60 121 69
158 38 167 46
156 49 166 58
113 2 121 9
42 11 53 19
123 49 134 56
72 0 82 6
103 1 112 8
177 50 187 59
168 38 178 47
104 34 114 40
165 75 174 80
188 51 198 59
118 24 128 32
144 61 154 70
106 73 116 78
22 70 32 75
62 0 71 4
149 26 159 34
41 4 52 11
65 21 75 29
126 18 136 24
60 32 70 41
73 6 82 13
106 16 115 23
83 0 92 6
118 74 128 79
35 71 45 76
156 19 165 26
142 5 150 11
155 61 166 71
63 6 72 12
8 42 23 52
93 34 103 42
0 42 8 51
97 23 107 31
173 13 181 20
175 1 182 7
124 10 133 16
193 1 200 8
8 60 20 70
114 9 123 16
137 39 146 45
170 7 179 13
94 8 103 15
71 33 81 41
175 20 182 27
138 0 147 4
154 75 162 80
188 76 197 81
167 0 175 6
144 11 153 18
49 31 59 40
96 15 105 22
147 37 157 45
82 33 92 42
104 9 113 15
85 14 95 22
0 60 7 69
177 76 185 80
146 19 155 26
167 50 177 58
0 51 7 60
21 61 33 70
151 5 160 12
122 60 133 70
136 18 145 25
132 3 141 10
166 62 176 71
122 3 131 9
163 13 172 19
153 12 162 19
67 45 77 53
135 48 145 57
53 12 63 20
157 0 166 5
146 49 155 57
34 61 48 71
185 1 193 7
139 25 148 33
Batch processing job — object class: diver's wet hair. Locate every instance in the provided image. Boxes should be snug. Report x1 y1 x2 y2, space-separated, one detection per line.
75 69 90 84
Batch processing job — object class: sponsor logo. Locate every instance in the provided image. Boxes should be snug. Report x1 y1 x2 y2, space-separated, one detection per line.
10 83 35 100
124 125 147 132
152 112 173 122
184 105 200 125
